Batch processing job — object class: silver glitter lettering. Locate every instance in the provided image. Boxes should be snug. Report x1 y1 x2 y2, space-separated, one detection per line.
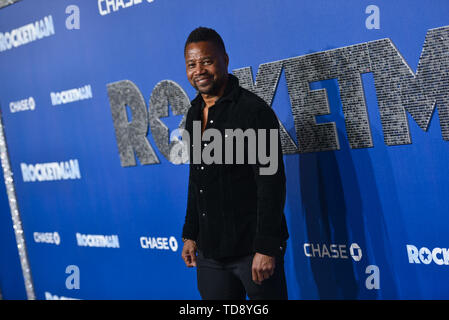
368 26 449 144
234 61 299 154
107 80 159 166
148 80 190 163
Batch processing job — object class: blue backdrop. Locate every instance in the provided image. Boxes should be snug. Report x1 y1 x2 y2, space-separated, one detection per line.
0 0 448 299
0 162 27 299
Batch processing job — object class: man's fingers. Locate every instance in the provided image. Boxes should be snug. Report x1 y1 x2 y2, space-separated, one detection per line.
181 241 197 268
261 269 270 281
252 267 262 285
185 254 192 266
191 251 197 267
182 253 189 266
184 256 194 267
184 251 197 267
251 253 276 285
253 267 269 285
252 266 275 284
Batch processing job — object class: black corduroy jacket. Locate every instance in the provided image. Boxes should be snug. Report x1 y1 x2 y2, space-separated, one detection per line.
181 74 289 260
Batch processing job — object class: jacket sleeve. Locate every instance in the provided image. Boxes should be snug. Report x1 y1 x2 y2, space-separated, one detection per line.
182 164 199 241
250 105 287 257
182 109 199 241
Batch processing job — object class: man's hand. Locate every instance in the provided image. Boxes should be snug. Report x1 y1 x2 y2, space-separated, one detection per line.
251 252 275 285
181 240 197 267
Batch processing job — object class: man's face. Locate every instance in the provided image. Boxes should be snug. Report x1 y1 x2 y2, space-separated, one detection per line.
185 41 229 96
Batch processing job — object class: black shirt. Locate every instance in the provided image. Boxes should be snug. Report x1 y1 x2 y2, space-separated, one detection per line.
182 74 289 259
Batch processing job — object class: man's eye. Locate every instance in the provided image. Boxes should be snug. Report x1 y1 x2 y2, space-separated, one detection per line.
188 64 195 68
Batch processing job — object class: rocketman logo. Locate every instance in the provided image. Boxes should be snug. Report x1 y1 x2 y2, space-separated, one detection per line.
76 233 120 248
50 85 93 106
107 25 449 168
20 159 81 182
0 15 55 52
407 244 449 266
44 291 79 300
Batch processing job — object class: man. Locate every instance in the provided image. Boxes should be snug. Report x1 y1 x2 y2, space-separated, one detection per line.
181 27 289 300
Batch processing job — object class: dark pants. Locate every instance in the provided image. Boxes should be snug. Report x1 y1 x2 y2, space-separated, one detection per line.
196 250 288 300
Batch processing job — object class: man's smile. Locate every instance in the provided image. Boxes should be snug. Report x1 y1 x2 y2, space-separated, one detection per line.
195 76 212 86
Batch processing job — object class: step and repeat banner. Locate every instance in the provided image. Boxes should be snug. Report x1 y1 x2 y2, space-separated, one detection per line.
0 0 449 299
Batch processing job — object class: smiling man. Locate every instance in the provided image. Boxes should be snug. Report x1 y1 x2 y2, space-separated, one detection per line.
181 27 289 300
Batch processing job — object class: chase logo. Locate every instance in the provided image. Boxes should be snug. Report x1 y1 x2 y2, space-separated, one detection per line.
97 0 154 16
9 97 35 113
304 242 363 262
140 236 178 252
33 232 60 245
349 243 363 262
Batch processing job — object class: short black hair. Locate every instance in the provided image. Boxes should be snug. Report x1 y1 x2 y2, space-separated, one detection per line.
184 27 226 56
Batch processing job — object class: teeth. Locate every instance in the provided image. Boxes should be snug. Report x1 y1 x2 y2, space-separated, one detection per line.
197 78 209 84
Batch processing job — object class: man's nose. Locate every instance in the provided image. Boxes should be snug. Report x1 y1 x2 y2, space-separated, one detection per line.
194 64 206 76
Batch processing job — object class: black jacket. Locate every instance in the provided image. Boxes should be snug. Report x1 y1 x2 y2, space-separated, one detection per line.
182 74 289 259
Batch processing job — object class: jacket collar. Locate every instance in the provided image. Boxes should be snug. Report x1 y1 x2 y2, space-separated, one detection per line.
191 73 240 109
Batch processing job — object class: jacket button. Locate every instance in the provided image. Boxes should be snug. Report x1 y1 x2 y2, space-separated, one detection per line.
199 189 203 194
200 166 204 170
202 213 206 217
209 120 214 124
